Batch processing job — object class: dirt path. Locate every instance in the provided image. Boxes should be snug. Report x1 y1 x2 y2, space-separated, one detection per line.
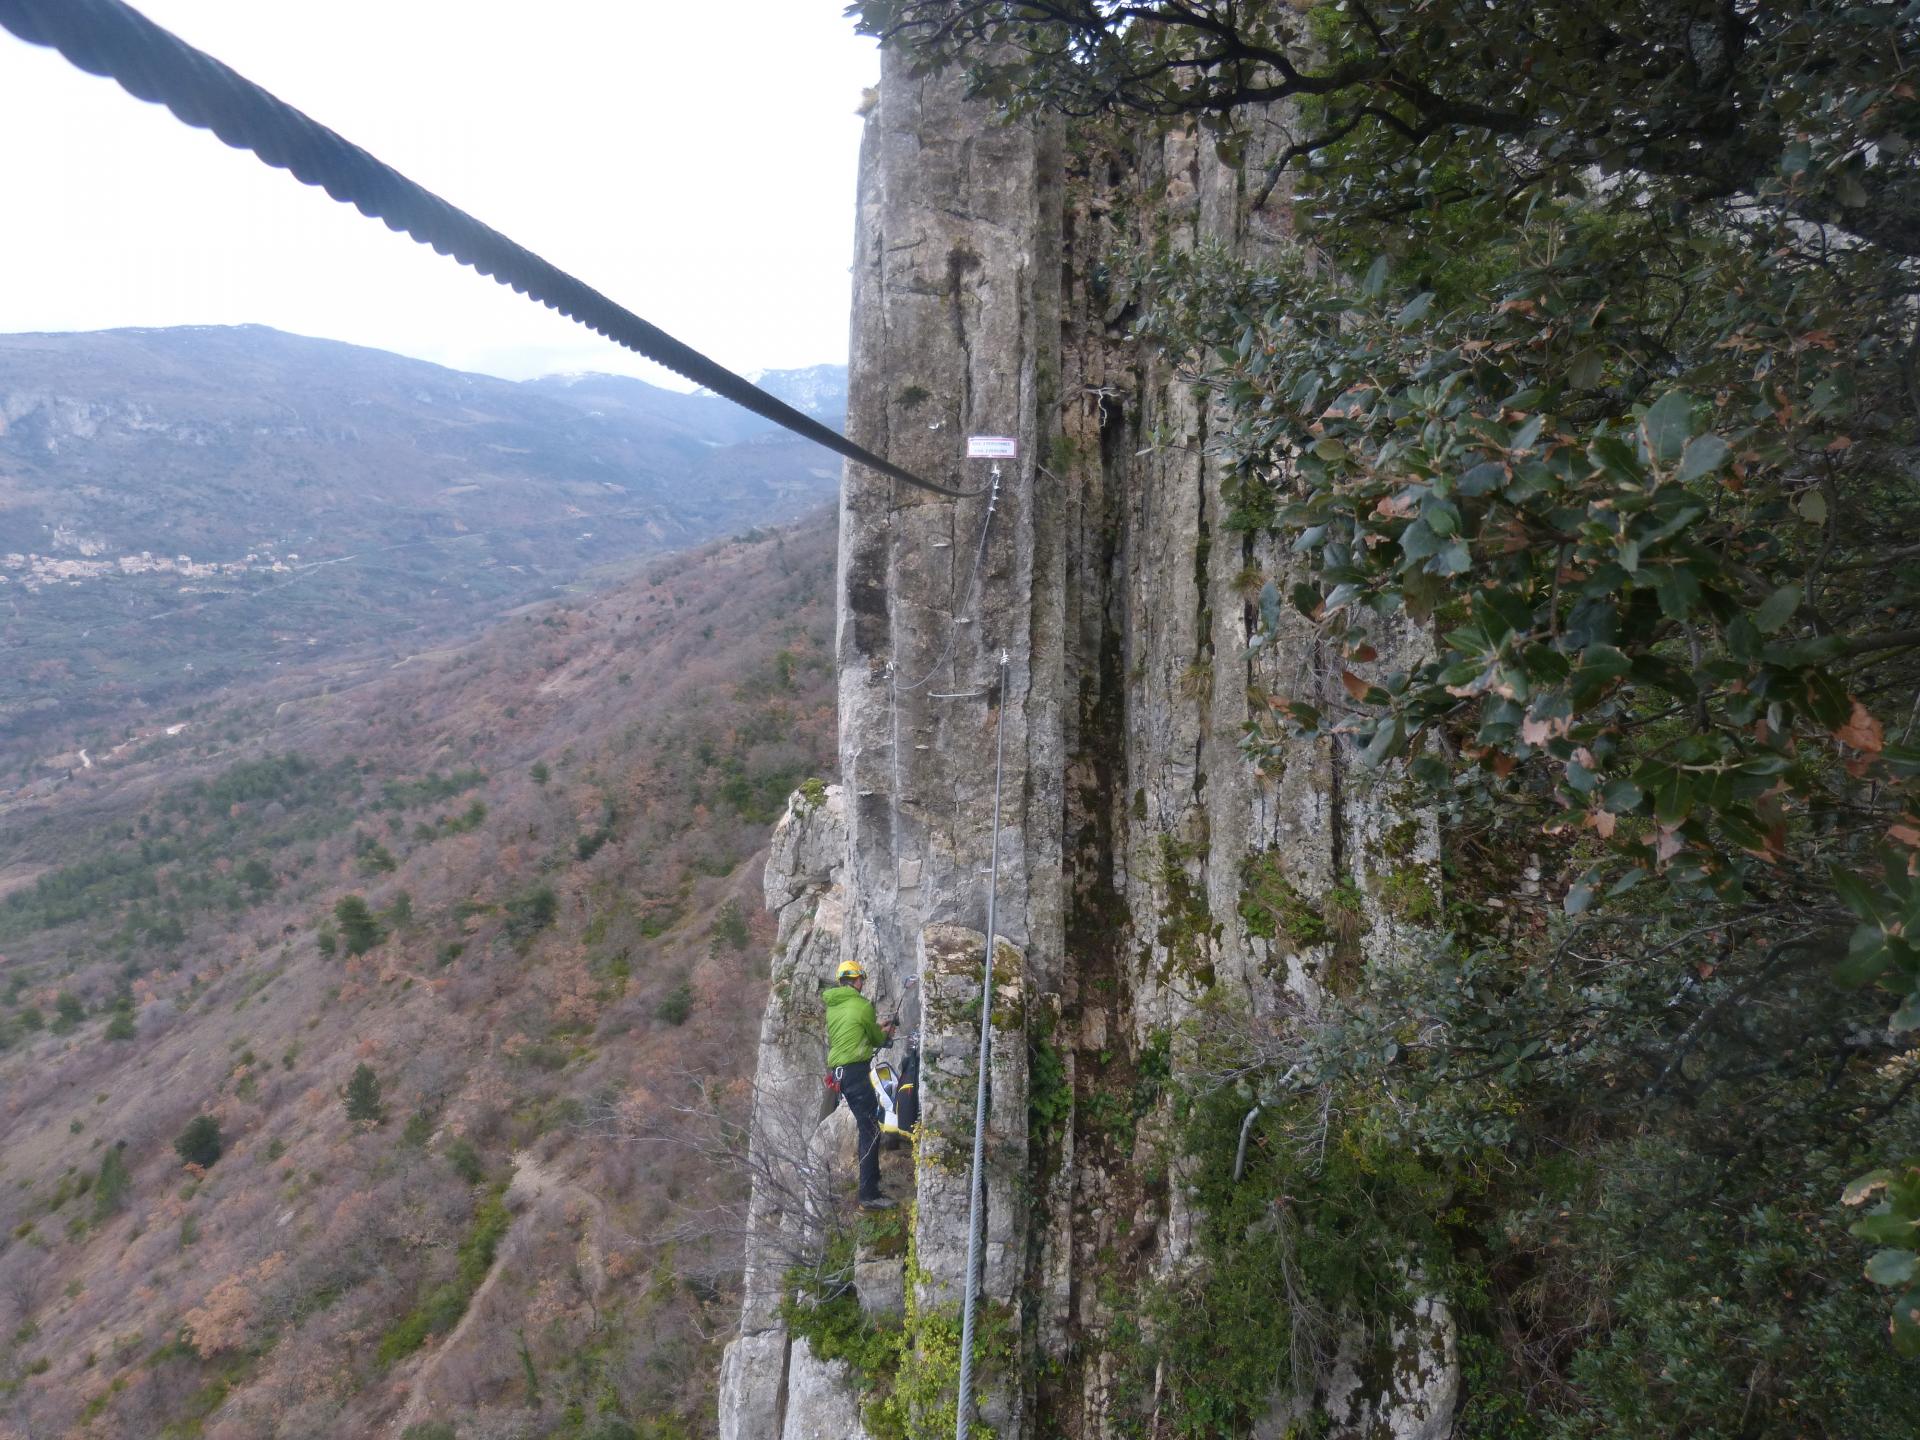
388 1152 608 1434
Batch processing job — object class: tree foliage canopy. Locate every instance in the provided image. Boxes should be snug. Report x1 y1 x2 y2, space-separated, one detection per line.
859 0 1920 1399
344 1062 386 1126
173 1114 223 1169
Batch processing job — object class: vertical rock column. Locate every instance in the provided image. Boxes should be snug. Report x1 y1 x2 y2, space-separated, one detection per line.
915 923 1029 1434
718 788 854 1440
836 39 1060 1440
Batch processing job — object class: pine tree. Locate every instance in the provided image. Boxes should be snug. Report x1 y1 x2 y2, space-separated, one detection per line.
334 895 381 956
343 1063 385 1126
93 1142 131 1219
174 1114 223 1169
51 991 85 1035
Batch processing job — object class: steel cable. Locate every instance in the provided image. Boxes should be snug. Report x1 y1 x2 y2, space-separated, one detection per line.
0 0 983 500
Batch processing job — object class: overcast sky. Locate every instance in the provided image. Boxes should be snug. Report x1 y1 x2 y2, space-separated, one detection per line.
0 1 879 388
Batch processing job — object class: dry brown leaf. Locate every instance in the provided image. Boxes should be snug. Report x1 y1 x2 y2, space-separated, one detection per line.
1521 713 1571 745
1834 700 1884 753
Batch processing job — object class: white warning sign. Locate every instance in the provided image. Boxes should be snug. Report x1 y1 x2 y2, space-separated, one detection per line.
966 435 1018 459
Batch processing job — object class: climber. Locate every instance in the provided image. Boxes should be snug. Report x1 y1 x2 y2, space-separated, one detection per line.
824 958 896 1210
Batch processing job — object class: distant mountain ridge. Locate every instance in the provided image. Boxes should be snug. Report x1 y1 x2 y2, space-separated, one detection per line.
0 325 846 765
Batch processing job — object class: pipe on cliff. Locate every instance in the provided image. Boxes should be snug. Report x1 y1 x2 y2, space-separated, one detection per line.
955 649 1010 1440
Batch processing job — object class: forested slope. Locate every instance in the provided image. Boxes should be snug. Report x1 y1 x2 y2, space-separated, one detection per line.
0 511 836 1440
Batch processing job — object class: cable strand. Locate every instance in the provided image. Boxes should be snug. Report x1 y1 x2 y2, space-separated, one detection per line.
0 0 984 500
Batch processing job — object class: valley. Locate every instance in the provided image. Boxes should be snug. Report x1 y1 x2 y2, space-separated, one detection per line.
0 326 845 775
1 414 837 1436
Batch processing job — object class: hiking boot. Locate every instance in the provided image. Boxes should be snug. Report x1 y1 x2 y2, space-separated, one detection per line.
857 1193 898 1211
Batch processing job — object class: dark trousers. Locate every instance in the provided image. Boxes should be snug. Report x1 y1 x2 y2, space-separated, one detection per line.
834 1059 884 1200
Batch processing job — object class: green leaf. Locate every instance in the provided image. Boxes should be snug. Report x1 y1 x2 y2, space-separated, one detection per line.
1797 488 1829 524
1399 518 1444 565
1676 433 1730 483
1849 1212 1920 1244
1362 254 1390 298
1653 564 1702 619
1867 1250 1920 1288
1761 633 1845 668
1397 291 1435 327
1892 1288 1920 1358
1654 771 1692 827
1642 391 1695 464
1601 779 1643 812
1459 461 1506 496
1836 925 1892 987
1831 868 1882 922
1362 715 1404 768
1890 986 1920 1035
1568 347 1604 389
1754 585 1801 635
1589 436 1644 485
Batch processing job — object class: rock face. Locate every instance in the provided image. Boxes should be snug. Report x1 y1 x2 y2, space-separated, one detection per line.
718 39 1455 1440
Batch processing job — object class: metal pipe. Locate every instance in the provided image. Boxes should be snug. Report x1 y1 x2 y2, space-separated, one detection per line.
955 650 1010 1440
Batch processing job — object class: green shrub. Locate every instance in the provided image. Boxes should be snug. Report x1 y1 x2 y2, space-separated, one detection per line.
52 991 85 1035
343 1063 385 1125
92 1143 131 1220
376 1308 432 1367
334 895 381 955
173 1115 222 1169
457 1191 511 1291
444 1138 486 1186
654 982 694 1027
503 884 558 942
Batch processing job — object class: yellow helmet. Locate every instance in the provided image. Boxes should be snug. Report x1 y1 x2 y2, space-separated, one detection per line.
836 960 866 983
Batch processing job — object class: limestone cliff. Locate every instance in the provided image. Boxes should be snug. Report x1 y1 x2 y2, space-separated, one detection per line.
720 45 1453 1440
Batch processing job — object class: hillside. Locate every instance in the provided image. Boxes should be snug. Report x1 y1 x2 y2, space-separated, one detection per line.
0 326 844 768
0 509 837 1440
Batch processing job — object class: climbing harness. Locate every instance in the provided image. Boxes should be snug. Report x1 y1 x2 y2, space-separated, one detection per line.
0 0 982 501
870 1031 920 1139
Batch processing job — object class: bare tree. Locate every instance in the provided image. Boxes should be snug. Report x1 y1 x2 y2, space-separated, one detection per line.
585 1066 857 1304
0 1252 50 1326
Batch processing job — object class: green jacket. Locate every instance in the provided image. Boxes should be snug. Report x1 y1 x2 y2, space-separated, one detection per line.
824 985 888 1068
